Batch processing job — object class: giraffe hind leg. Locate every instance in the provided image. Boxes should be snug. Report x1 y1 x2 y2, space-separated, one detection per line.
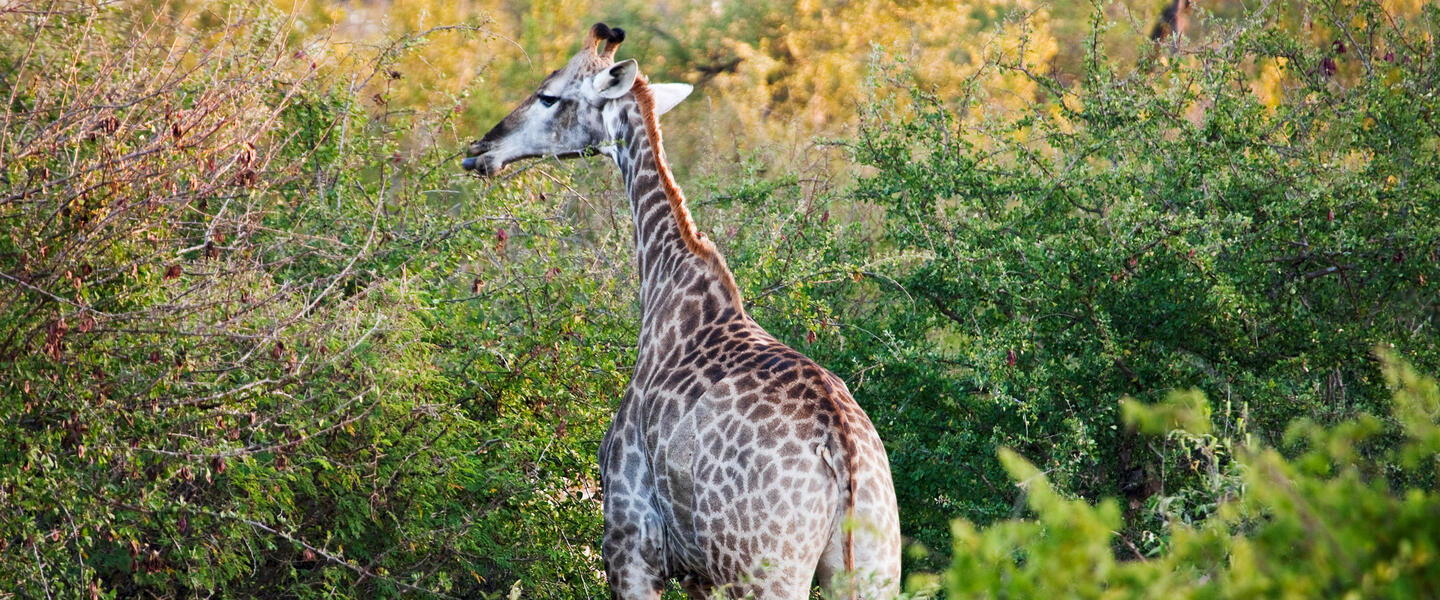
817 492 902 598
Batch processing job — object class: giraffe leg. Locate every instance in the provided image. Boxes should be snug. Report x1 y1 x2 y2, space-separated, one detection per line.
678 573 712 600
601 501 667 600
817 514 900 599
817 463 902 599
600 437 669 597
708 564 814 600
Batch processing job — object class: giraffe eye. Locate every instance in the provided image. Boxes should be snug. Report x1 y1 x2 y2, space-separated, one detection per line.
537 94 560 108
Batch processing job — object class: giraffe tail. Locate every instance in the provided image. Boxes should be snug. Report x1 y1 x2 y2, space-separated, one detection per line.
817 374 861 598
817 370 902 598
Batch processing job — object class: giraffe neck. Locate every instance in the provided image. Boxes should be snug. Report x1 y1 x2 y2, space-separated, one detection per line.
603 81 745 358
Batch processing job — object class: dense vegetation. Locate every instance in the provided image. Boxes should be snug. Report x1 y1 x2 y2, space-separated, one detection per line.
1 0 1436 598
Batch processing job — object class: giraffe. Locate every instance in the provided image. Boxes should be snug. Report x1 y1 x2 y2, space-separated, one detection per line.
463 24 901 599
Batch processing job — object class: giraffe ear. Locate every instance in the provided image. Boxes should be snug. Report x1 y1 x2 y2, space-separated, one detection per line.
593 59 639 99
648 83 693 116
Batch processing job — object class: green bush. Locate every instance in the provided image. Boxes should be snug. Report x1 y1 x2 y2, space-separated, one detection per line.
4 1 1438 597
0 3 616 596
831 0 1440 560
933 349 1440 598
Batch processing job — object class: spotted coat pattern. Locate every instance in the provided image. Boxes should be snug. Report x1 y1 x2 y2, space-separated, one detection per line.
465 24 901 599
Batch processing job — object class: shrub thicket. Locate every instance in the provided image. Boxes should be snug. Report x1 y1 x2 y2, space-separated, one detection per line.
2 0 1437 598
828 0 1440 560
0 3 622 596
935 350 1440 598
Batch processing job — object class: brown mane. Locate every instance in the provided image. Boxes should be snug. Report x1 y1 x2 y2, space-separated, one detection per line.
630 76 744 311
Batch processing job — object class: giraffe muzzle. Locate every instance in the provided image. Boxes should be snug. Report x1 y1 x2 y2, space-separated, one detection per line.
460 155 484 172
462 140 505 176
461 155 503 176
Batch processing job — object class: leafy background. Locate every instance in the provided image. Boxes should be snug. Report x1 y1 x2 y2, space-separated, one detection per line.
1 0 1437 597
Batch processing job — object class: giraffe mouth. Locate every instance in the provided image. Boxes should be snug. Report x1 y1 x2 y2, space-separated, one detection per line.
462 149 596 177
461 157 505 177
462 139 505 176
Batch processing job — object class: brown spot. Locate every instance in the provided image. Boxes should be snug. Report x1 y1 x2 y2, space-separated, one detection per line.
733 375 760 392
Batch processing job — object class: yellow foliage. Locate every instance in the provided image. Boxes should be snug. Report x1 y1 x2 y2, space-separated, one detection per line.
1255 60 1289 111
215 0 1438 174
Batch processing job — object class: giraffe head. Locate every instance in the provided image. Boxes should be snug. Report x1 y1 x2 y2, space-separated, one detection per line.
462 23 693 176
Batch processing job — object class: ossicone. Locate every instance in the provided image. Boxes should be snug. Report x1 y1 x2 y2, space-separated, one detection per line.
588 22 625 60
